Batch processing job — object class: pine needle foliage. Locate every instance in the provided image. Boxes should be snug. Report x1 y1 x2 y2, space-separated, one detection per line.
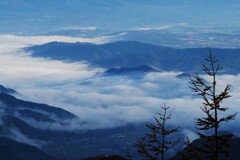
136 104 179 160
188 49 237 160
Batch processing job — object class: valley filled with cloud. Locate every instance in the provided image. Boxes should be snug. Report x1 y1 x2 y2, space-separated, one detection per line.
0 35 239 135
2 1 240 159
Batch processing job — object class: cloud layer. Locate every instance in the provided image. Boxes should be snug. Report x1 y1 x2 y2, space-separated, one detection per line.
0 35 240 134
131 23 187 31
0 34 120 53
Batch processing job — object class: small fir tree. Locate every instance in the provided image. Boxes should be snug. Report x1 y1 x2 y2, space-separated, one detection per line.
136 104 179 160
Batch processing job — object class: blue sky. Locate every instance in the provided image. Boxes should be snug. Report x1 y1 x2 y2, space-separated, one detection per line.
1 0 240 34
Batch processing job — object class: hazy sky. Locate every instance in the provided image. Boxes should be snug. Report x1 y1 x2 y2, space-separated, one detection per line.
1 0 240 34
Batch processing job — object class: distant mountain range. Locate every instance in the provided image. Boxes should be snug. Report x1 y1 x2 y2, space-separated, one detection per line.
25 41 240 74
47 28 240 48
104 65 159 75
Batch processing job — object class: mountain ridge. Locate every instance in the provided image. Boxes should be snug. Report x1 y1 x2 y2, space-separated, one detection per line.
104 65 160 75
0 137 60 160
25 41 240 74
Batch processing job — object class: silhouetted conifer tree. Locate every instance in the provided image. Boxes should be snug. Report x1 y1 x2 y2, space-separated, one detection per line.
188 49 237 160
124 148 132 160
136 104 179 160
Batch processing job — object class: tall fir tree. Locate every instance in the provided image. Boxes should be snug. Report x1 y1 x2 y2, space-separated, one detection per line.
188 49 237 160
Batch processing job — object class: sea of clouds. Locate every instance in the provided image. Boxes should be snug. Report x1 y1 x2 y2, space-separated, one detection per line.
0 34 239 136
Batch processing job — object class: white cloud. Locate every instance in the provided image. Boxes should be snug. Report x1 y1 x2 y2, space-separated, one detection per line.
7 127 47 148
0 53 102 87
12 72 201 129
0 34 239 133
0 34 121 53
181 129 199 142
131 23 187 31
132 25 174 31
61 26 97 31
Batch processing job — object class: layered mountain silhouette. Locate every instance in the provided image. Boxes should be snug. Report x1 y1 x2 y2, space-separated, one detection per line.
25 41 240 74
0 93 78 159
0 85 17 95
0 92 79 140
0 137 60 160
0 93 143 159
0 92 75 121
104 65 159 75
